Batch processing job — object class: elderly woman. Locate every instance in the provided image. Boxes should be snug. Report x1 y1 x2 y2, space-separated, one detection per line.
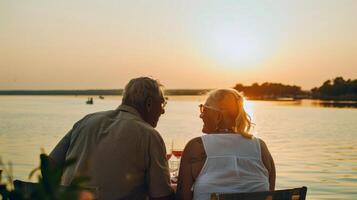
176 89 275 200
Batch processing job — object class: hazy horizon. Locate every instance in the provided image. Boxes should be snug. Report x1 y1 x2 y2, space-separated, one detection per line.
1 0 357 90
0 82 339 91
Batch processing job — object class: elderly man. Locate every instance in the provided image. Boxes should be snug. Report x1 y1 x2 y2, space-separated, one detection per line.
49 77 173 200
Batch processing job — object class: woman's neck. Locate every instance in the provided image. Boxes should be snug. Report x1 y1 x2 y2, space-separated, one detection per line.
215 128 235 133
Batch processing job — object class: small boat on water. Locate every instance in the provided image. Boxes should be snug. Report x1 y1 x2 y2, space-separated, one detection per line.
86 97 93 104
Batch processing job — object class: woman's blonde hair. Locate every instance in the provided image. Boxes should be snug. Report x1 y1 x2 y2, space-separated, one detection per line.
206 88 253 139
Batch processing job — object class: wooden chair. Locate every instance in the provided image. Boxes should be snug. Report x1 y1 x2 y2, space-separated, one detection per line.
210 186 307 200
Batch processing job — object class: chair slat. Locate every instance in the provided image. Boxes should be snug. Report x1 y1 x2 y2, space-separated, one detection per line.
210 187 307 200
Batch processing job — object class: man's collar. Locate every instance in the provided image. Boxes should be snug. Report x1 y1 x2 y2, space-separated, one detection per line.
116 104 143 120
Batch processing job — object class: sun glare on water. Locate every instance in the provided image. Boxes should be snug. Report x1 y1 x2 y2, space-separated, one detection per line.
243 98 256 135
243 98 254 119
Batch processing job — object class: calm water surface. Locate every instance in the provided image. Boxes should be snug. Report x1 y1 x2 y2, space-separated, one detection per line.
0 96 357 199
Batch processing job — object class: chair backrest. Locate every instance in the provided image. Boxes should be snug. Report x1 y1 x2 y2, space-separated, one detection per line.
210 187 307 200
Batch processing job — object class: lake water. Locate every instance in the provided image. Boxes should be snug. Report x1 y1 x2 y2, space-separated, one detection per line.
0 95 357 199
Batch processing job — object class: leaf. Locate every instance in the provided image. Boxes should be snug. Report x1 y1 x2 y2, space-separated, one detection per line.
28 167 40 180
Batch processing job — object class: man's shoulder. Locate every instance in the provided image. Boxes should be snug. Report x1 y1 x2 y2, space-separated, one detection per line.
73 109 117 128
79 109 162 138
125 118 160 136
88 109 116 118
84 109 116 120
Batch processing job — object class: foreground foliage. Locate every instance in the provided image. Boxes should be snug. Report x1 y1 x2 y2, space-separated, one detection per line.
0 154 90 200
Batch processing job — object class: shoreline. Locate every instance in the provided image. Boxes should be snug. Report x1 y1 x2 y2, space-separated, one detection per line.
1 90 357 101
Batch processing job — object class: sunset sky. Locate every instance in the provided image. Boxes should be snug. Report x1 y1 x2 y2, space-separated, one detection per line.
1 0 357 90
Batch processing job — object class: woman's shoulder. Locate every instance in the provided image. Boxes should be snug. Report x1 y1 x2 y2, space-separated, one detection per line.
183 136 206 162
256 138 268 148
186 136 203 145
256 138 273 161
184 137 203 152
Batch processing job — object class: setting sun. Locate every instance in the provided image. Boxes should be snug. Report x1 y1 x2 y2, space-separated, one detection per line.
197 25 274 67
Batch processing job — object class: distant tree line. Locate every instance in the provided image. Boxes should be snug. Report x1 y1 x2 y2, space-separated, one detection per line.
233 82 305 99
311 77 357 100
233 77 357 100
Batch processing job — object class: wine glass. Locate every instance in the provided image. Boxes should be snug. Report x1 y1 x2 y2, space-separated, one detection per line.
166 140 174 161
170 142 183 179
166 153 172 160
166 144 172 160
172 149 183 159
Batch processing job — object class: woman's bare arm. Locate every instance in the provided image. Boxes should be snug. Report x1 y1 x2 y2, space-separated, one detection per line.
176 137 206 200
176 140 195 200
260 139 276 191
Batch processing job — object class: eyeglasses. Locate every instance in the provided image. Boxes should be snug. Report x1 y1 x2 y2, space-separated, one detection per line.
198 104 221 114
161 99 167 108
161 97 168 108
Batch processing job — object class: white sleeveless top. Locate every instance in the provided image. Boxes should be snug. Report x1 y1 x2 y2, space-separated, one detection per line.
192 134 269 200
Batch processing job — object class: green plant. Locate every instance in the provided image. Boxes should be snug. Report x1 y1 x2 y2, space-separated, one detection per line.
0 154 91 200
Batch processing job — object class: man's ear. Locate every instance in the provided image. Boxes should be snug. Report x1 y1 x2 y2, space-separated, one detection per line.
146 97 153 112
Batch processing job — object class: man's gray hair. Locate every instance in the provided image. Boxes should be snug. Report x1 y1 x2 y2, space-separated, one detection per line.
122 77 163 107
